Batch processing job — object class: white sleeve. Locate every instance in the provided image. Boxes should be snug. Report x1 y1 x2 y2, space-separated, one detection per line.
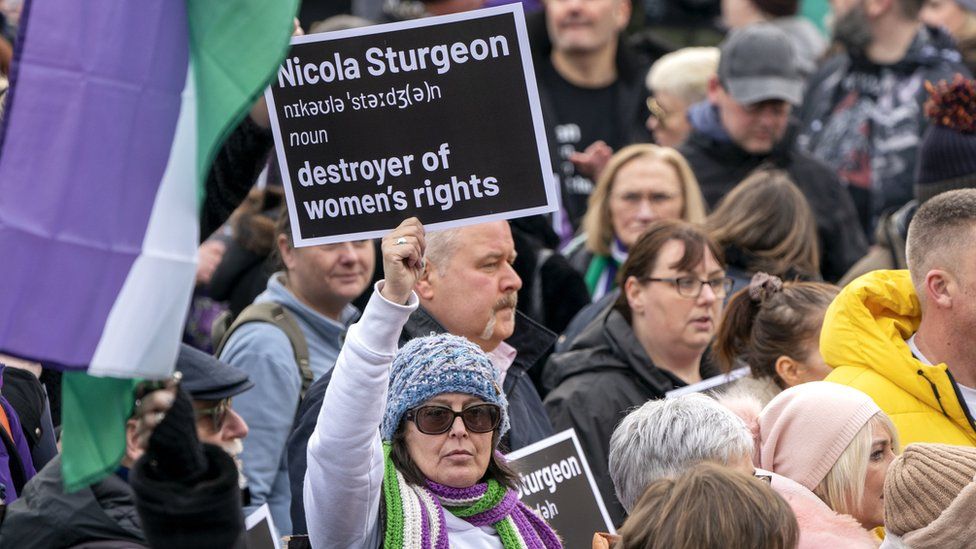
303 283 418 548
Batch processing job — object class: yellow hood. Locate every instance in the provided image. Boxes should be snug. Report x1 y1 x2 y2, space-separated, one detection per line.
821 270 975 443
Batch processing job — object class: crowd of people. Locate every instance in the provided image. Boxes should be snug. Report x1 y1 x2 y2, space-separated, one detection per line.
3 0 976 546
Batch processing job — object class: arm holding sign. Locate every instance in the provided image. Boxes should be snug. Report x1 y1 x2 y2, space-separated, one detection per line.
304 220 422 548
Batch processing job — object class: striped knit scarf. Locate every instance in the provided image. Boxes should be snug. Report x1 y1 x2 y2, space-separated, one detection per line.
382 444 562 549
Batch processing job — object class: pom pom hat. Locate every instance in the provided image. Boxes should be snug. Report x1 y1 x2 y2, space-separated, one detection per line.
382 333 510 442
915 74 976 204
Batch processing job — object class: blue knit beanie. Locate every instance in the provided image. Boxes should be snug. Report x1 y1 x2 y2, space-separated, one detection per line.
381 333 510 442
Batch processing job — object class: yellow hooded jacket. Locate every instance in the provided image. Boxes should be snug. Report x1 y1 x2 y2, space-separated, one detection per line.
821 270 976 447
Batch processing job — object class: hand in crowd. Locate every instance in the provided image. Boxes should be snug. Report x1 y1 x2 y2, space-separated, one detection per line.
379 217 425 305
130 374 181 452
195 239 226 287
570 140 613 181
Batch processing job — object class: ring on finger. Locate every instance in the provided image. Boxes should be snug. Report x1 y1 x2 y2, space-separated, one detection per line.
395 237 408 246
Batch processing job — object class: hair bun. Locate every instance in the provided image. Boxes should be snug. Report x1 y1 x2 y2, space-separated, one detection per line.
925 74 976 134
748 272 783 303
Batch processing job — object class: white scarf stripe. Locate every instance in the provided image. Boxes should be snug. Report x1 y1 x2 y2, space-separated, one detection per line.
397 473 425 548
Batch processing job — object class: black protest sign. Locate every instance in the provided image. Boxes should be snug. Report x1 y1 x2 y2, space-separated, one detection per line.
265 5 556 246
506 429 615 545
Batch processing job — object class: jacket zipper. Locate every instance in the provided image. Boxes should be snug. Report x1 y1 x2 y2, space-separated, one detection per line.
944 370 976 436
917 369 949 416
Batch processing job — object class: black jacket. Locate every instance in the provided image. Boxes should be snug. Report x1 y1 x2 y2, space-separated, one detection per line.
287 307 556 535
511 226 589 336
679 102 867 282
543 308 718 527
0 457 146 548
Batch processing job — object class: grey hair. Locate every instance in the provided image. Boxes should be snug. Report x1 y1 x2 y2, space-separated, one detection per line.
608 393 755 513
423 228 463 276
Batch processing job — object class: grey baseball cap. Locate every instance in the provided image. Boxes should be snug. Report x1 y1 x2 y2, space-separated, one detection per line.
718 24 804 106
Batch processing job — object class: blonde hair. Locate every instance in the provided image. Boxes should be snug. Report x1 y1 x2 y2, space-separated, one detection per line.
706 170 820 279
646 47 720 102
583 144 707 256
814 413 900 517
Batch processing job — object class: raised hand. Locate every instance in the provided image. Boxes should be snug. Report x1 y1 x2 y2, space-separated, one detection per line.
380 217 425 304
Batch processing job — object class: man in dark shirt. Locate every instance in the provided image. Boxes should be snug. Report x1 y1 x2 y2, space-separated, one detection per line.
534 0 653 239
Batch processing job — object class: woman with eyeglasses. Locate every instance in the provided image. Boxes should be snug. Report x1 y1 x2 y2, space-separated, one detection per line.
303 218 561 549
562 144 707 304
544 219 731 526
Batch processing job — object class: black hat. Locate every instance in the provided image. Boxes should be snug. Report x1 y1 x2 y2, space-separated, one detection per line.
176 344 253 401
915 75 976 204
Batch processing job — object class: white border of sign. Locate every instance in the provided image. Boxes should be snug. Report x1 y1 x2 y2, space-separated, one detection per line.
264 4 558 246
506 428 617 535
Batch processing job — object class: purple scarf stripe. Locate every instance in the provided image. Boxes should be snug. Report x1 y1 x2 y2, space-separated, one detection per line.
420 498 431 549
427 480 487 500
434 497 451 549
509 508 546 549
518 501 563 549
467 488 518 526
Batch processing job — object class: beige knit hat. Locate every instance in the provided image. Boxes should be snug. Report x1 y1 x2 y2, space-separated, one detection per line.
884 443 976 536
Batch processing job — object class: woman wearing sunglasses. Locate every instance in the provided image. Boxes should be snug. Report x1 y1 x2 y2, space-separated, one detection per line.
303 218 561 548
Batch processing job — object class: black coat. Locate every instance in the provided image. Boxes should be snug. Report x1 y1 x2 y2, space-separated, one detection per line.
287 307 556 535
679 111 868 282
543 308 718 527
0 457 146 548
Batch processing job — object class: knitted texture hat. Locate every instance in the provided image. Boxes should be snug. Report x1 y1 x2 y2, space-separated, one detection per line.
915 75 976 204
884 443 976 536
758 381 880 491
381 333 509 442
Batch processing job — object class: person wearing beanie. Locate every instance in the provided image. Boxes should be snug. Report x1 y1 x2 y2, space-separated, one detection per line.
881 443 976 548
840 75 976 285
722 381 899 546
303 218 560 548
921 0 976 73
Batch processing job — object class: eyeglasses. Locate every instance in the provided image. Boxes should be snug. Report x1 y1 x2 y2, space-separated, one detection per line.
641 276 734 299
194 398 232 432
612 191 679 208
405 403 502 435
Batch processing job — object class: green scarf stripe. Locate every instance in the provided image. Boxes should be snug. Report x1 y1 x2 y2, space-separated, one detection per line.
447 479 506 518
583 255 610 295
496 516 526 548
383 444 406 549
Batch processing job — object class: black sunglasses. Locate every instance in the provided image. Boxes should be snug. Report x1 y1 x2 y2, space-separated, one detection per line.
405 403 501 435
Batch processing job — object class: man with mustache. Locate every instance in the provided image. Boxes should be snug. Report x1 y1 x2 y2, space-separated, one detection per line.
0 345 253 548
796 0 968 234
679 24 867 282
286 220 555 535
